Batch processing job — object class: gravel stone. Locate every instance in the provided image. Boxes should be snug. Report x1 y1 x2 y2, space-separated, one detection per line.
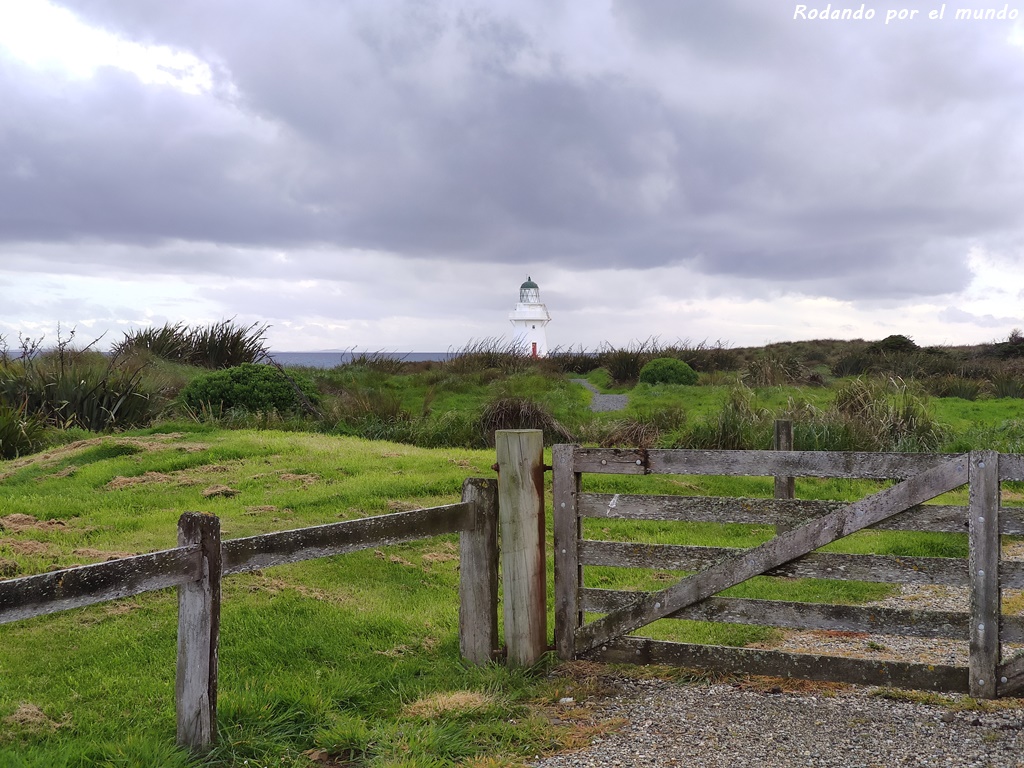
533 677 1024 768
533 531 1024 766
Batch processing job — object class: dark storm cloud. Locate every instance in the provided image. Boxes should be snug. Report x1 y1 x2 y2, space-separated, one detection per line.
5 0 1024 304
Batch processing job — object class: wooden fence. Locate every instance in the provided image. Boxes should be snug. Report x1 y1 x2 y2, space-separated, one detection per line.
11 426 1024 753
1 478 503 751
552 437 1024 699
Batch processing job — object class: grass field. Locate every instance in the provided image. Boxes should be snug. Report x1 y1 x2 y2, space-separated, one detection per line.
1 423 995 766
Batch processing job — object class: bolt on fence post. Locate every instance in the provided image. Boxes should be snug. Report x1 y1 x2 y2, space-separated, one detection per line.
176 512 222 750
495 429 547 666
459 477 499 665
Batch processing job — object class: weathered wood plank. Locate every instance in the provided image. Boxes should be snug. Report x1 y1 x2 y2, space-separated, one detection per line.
997 651 1024 697
575 455 969 654
579 540 1013 587
999 453 1024 482
496 430 547 667
574 447 966 480
969 451 1001 698
553 443 582 661
0 546 200 625
459 478 499 666
584 590 1024 642
577 494 1014 533
589 637 970 693
582 590 974 639
221 503 471 575
176 513 221 751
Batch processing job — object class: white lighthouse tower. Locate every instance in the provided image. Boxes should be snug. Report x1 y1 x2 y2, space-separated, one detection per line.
509 276 551 358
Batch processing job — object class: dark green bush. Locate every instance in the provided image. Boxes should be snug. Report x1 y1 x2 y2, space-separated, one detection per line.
638 358 698 386
869 334 919 354
179 364 320 415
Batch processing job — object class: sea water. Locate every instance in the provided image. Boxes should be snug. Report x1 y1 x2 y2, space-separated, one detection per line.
268 352 448 369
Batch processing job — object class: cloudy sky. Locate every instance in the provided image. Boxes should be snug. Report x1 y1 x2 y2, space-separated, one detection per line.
2 0 1024 353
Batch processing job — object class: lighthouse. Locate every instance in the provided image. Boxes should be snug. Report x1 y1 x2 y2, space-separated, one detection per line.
509 276 551 357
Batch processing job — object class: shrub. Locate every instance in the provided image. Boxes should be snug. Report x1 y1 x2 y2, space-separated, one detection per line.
600 338 662 385
478 397 573 447
991 375 1024 399
0 402 46 459
598 419 662 449
868 334 919 354
925 375 983 401
831 351 874 377
743 351 804 387
546 346 603 375
179 363 320 415
830 377 946 452
443 338 533 376
676 387 772 450
639 358 698 386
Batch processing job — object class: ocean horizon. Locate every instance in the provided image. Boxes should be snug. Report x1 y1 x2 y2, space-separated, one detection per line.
268 351 449 368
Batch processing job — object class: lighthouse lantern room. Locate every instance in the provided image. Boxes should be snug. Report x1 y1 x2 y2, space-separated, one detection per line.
508 276 551 357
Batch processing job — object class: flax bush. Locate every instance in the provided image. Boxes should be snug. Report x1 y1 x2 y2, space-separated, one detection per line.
0 335 156 432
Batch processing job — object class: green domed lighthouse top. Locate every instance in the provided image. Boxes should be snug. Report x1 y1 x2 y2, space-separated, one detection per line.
519 276 540 303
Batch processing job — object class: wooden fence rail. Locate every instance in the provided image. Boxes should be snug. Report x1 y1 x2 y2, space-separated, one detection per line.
0 477 499 751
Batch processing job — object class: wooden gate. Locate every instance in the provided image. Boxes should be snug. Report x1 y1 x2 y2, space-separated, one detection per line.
552 446 1024 699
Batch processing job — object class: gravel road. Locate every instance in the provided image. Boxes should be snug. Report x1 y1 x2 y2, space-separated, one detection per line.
532 675 1024 768
572 379 628 413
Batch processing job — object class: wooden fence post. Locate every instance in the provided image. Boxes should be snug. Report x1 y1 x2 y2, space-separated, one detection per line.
459 477 499 665
774 419 795 535
496 429 547 666
553 443 582 661
176 512 222 750
969 450 1000 698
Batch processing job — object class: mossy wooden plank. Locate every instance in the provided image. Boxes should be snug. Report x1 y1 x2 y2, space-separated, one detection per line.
583 590 978 639
221 503 471 574
574 447 966 480
589 637 970 693
0 545 199 624
577 494 1023 534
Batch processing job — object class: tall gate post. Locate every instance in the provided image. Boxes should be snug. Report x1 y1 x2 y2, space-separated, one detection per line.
495 429 547 666
176 512 222 750
459 477 499 665
553 443 581 660
969 450 1000 698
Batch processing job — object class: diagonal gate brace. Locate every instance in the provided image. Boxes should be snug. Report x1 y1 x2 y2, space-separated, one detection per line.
575 454 968 655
